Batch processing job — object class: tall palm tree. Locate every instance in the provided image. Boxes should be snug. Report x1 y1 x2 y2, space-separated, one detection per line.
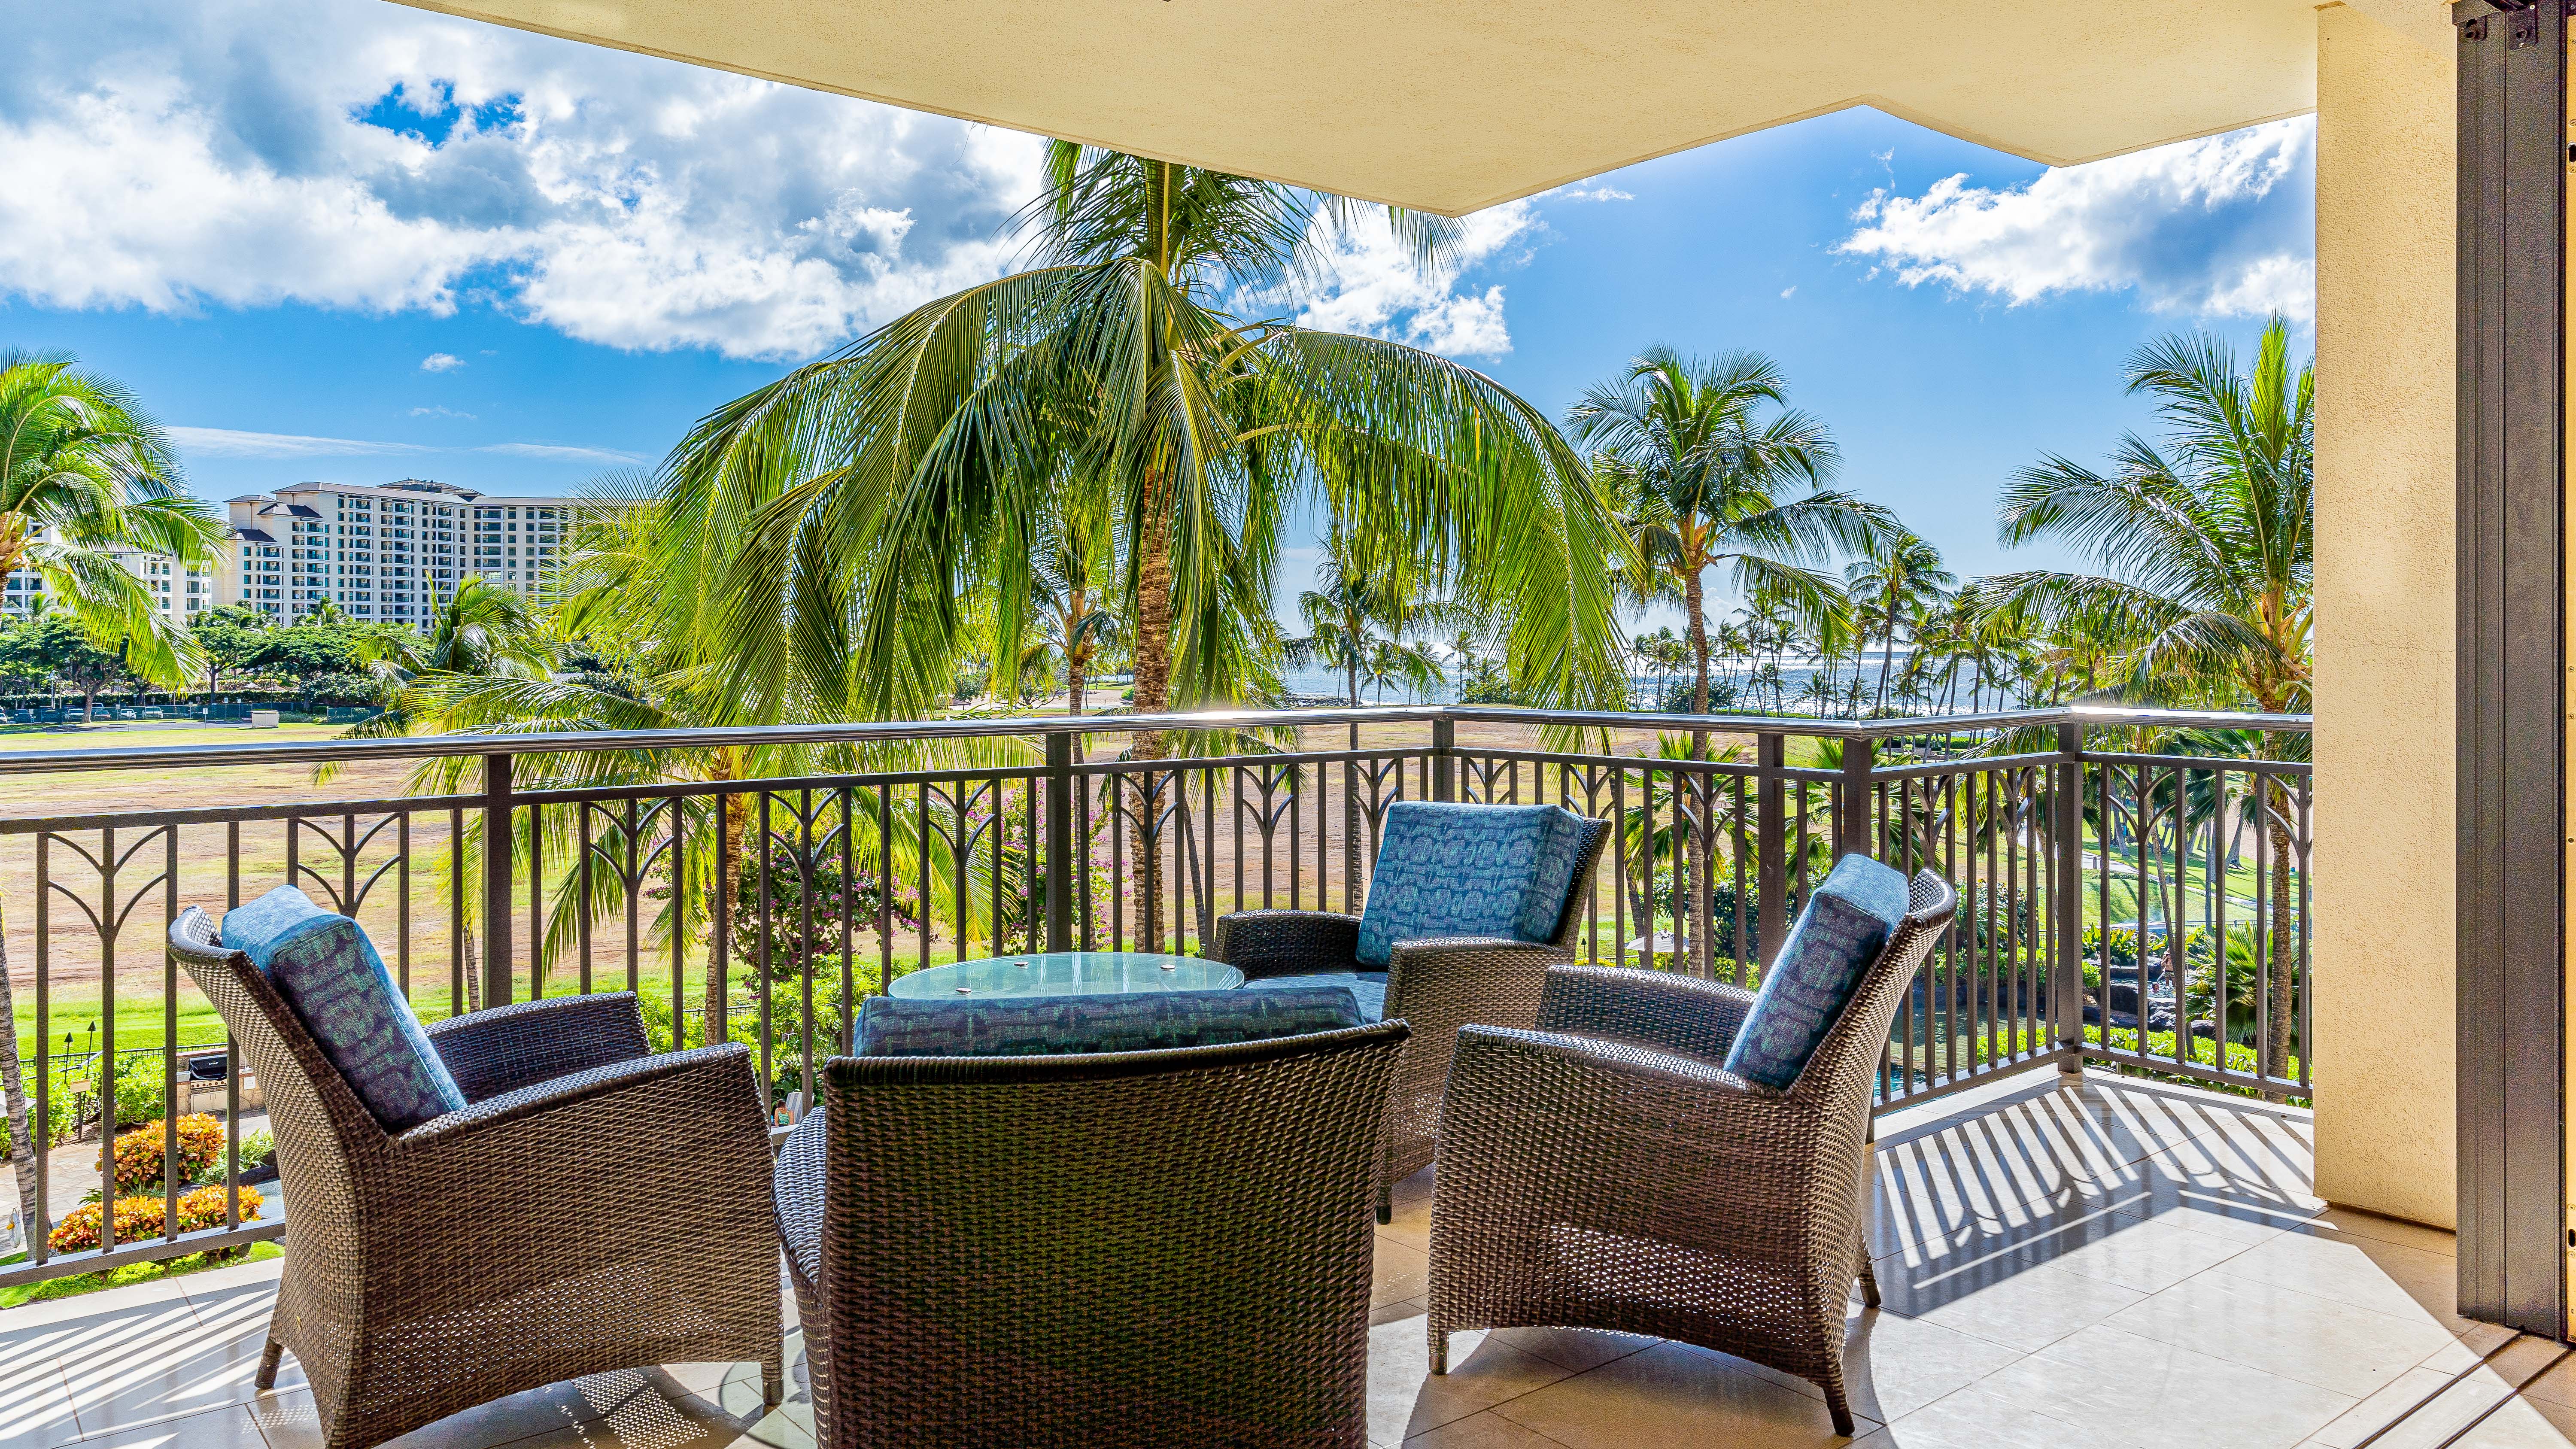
654 146 1628 948
994 479 1126 729
1846 529 1956 714
0 352 223 687
1976 316 2311 1075
1573 348 1883 739
0 352 224 1239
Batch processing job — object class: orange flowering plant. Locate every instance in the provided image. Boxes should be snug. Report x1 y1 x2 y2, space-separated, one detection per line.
109 1115 227 1196
48 1184 264 1254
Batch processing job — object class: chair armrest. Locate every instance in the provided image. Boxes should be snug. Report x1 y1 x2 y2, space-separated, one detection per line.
425 991 652 1102
1535 966 1757 1066
397 1042 754 1151
1212 910 1363 979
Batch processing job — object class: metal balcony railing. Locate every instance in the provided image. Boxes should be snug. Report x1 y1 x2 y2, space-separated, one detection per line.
0 702 2310 1288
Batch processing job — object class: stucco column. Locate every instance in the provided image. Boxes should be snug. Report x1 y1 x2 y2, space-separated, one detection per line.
2311 1 2456 1229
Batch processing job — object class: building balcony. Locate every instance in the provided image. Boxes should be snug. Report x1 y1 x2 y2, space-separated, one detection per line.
2 1069 2541 1449
0 703 2391 1447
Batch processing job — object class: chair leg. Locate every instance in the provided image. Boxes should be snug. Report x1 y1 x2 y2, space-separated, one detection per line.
1825 1385 1856 1439
1376 1179 1393 1226
1428 1325 1449 1376
761 1356 784 1408
255 1337 284 1391
1857 1242 1882 1309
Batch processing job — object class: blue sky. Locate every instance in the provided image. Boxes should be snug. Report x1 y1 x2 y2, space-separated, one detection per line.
1 0 2313 628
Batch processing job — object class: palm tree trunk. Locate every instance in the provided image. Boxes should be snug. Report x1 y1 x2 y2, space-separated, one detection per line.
1876 617 1898 714
0 904 39 1252
708 756 751 1047
1067 652 1087 763
1130 484 1173 950
1685 570 1712 975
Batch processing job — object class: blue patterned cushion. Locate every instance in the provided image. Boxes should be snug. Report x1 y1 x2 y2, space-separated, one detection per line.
853 987 1364 1057
1722 856 1911 1091
1244 972 1388 1022
1355 803 1587 967
1513 808 1589 943
221 886 465 1130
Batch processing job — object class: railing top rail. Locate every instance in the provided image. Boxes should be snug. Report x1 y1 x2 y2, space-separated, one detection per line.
0 701 2312 777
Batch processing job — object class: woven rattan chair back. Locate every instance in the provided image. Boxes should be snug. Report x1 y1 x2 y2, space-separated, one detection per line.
792 1021 1409 1449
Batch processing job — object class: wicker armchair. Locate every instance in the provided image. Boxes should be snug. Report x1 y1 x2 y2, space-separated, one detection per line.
1425 870 1958 1438
774 1020 1410 1448
1210 814 1609 1221
168 907 781 1449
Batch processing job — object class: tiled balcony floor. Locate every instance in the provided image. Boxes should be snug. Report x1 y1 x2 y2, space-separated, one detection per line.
3 1067 2561 1449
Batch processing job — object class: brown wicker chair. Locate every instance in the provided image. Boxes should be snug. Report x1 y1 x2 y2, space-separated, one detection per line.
773 1020 1410 1449
1424 869 1958 1438
168 907 781 1449
1210 814 1610 1221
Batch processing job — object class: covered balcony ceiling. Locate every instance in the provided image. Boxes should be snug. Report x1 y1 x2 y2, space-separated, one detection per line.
381 0 2358 216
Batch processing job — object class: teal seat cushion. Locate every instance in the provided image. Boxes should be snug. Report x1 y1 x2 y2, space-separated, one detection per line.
852 987 1364 1057
221 885 465 1130
1244 972 1388 1022
1356 802 1587 968
1722 855 1911 1091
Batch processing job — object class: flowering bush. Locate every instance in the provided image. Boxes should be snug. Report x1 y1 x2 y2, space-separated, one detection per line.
48 1185 264 1253
110 1115 227 1196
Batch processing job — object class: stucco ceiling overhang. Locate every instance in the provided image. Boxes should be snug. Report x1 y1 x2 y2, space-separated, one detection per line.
386 0 2356 215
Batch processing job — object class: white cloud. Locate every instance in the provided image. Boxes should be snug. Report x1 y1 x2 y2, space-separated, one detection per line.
1837 118 2314 321
168 426 427 458
1284 203 1540 359
1552 185 1633 203
0 0 1045 360
419 352 464 371
477 442 645 463
410 405 475 419
1780 286 1797 300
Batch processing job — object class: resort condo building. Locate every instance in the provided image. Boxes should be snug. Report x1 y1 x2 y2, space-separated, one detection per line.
224 478 589 623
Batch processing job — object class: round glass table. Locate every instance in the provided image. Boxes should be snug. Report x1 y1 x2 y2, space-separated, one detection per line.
889 950 1245 999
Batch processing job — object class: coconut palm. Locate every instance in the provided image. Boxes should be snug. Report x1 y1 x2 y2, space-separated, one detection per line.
1975 316 2311 1074
1846 529 1956 714
655 145 1628 947
1282 527 1448 708
0 352 223 687
994 480 1126 730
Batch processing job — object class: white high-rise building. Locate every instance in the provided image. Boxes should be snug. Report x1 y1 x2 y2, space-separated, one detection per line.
0 537 218 624
224 478 588 623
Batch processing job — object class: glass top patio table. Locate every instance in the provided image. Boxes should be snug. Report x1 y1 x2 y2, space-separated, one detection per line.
888 950 1245 999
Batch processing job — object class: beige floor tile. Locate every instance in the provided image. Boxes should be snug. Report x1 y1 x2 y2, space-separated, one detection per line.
1370 1321 1573 1446
1491 1342 1875 1449
1483 1326 1657 1376
2106 1271 2459 1399
0 1353 80 1449
2516 1349 2576 1410
1375 1297 1429 1327
2454 1393 2576 1449
54 1297 280 1437
2225 1226 2482 1337
2306 1366 2476 1449
1853 1380 2143 1449
2308 1207 2457 1258
1381 1186 1434 1251
1982 1324 2354 1449
1835 1310 2030 1423
2425 1324 2530 1376
1403 1408 1578 1448
1376 1238 1432 1308
71 1403 269 1449
2143 1111 2325 1218
2000 1209 2255 1294
1880 1255 2148 1353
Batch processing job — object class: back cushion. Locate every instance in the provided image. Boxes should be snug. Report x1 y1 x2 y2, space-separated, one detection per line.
222 886 466 1130
1357 802 1588 967
1722 855 1912 1091
854 987 1364 1057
